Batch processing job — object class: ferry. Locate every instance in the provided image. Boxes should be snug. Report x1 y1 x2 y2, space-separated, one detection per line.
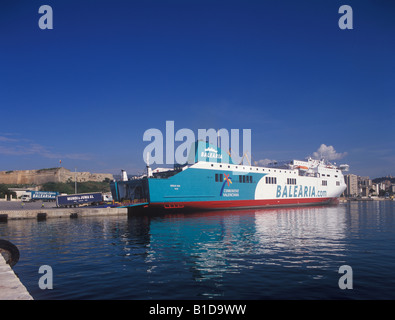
110 140 348 211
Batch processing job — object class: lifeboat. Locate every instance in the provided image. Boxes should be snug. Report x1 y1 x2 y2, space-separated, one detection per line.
296 165 309 170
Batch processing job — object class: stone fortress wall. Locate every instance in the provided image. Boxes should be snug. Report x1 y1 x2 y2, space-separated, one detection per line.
0 168 113 185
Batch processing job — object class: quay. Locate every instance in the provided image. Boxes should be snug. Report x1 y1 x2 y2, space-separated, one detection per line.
0 254 33 300
0 207 128 222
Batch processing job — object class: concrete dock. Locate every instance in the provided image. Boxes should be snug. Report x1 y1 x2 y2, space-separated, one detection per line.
0 207 128 222
0 254 33 300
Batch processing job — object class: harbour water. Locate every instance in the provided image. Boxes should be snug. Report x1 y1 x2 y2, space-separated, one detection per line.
1 201 394 300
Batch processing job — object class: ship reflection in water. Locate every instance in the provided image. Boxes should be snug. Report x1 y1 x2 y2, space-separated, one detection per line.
145 205 348 293
2 201 395 299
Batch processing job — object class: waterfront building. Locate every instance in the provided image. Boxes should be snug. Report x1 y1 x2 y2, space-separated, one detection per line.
371 184 379 196
344 174 358 197
358 176 372 188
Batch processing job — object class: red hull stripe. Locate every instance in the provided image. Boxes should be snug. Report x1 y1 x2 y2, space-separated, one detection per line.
150 198 336 210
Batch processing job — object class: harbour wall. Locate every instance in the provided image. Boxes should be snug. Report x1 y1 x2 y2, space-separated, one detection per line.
0 207 128 222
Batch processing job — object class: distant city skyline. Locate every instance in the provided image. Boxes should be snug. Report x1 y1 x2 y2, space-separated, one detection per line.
0 1 394 178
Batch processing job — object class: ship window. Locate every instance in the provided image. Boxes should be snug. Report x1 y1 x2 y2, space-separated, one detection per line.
220 174 223 182
211 164 213 167
215 174 219 182
327 175 330 177
336 181 340 186
239 175 253 183
266 177 276 184
322 174 326 177
322 180 327 186
228 165 231 168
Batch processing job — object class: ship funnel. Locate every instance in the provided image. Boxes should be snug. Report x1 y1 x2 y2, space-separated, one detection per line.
121 170 128 181
146 152 153 177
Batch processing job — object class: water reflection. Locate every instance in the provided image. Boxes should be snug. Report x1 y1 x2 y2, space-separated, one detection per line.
347 201 395 237
145 205 348 286
1 202 394 299
254 206 348 265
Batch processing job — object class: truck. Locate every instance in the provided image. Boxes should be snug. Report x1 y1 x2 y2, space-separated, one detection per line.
21 191 59 202
56 192 105 208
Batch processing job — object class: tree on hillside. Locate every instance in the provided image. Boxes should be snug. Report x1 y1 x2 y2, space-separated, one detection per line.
372 177 395 184
40 181 110 194
0 184 17 199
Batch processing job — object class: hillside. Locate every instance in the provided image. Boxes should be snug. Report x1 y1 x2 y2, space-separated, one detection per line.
0 167 113 185
372 177 395 184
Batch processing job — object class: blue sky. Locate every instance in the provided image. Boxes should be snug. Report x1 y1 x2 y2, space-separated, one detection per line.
0 0 394 178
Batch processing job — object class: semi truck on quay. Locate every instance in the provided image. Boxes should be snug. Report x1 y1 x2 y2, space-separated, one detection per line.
21 191 59 202
55 192 113 208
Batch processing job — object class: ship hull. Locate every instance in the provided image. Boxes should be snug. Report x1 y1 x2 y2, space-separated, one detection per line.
149 197 338 211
